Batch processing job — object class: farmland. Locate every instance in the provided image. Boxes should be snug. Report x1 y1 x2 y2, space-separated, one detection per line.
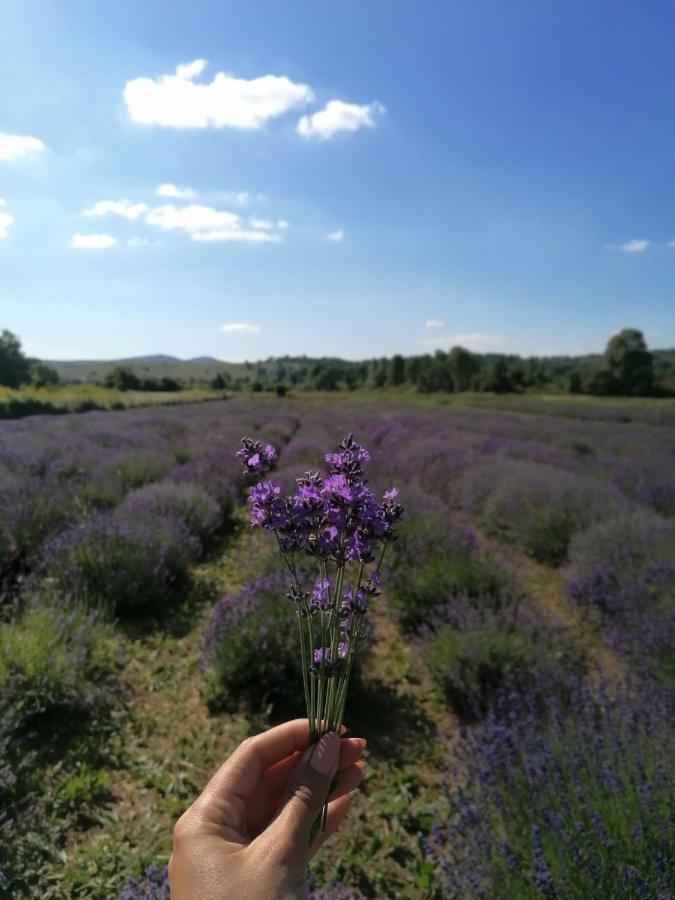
1 395 673 899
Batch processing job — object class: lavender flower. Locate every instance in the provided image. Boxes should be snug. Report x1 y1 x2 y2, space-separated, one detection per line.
236 432 403 836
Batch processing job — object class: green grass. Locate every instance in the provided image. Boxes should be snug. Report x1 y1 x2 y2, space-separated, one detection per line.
0 384 229 418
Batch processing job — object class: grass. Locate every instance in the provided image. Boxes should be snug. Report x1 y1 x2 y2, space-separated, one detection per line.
0 384 229 418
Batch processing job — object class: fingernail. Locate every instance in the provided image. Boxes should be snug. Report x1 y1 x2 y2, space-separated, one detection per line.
311 732 340 776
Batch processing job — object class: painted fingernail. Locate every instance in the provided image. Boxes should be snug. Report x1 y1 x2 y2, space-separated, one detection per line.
311 732 340 776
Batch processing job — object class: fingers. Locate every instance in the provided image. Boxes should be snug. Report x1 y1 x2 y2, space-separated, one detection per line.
263 732 341 851
199 719 312 818
327 761 364 802
308 794 353 859
263 737 366 796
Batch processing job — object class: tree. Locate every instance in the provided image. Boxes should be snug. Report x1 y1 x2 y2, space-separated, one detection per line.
390 355 406 386
447 346 478 391
210 373 230 390
0 330 31 388
604 328 654 396
32 363 60 388
104 366 141 391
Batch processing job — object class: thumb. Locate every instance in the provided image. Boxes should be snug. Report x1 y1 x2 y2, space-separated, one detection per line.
268 731 340 850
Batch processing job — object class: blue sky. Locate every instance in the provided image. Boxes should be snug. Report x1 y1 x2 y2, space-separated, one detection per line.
1 0 674 362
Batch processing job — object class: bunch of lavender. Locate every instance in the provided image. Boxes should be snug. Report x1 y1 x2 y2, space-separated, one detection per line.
236 434 403 742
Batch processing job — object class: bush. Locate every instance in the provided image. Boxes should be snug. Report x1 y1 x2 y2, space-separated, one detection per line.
389 515 509 630
566 510 675 674
465 460 625 565
424 622 541 721
0 603 114 823
33 512 199 616
201 573 302 715
118 481 223 541
426 682 675 898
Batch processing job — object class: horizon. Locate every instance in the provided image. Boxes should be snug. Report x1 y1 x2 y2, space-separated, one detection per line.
2 0 675 360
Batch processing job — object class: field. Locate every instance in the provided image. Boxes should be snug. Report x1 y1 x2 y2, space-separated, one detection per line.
1 395 674 898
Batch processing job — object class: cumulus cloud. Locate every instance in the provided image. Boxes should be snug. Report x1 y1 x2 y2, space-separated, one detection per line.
0 132 45 161
124 59 313 129
425 332 506 352
219 322 260 333
71 233 118 250
83 199 149 220
297 100 384 140
156 183 196 199
425 319 443 328
0 198 13 239
614 238 649 253
326 229 344 242
146 202 285 243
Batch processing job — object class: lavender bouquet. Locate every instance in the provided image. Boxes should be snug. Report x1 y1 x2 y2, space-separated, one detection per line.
236 433 403 755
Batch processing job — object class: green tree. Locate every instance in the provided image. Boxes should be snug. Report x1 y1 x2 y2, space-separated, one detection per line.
447 346 478 391
604 328 654 395
390 354 406 386
0 330 31 388
31 363 60 388
104 366 141 391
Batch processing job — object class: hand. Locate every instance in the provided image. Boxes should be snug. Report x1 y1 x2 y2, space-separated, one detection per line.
169 719 366 900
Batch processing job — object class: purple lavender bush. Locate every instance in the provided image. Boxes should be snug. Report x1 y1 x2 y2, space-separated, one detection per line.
118 481 223 541
426 681 675 898
32 512 199 616
201 572 303 713
389 502 509 631
566 509 675 673
236 434 403 741
464 459 626 565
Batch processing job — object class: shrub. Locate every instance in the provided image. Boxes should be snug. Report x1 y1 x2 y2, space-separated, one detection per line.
0 603 114 822
201 573 302 715
465 460 625 565
424 622 541 721
33 512 199 616
118 481 223 541
426 682 675 898
566 510 675 674
389 514 509 630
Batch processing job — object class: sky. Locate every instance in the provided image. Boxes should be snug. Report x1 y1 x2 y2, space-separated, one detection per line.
1 0 674 362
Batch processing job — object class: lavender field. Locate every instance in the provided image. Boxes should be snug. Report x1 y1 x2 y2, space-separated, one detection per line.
1 396 674 898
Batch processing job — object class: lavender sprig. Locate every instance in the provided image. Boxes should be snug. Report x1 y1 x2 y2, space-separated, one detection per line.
236 433 403 746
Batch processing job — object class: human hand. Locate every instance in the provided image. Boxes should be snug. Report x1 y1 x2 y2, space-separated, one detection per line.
169 719 366 900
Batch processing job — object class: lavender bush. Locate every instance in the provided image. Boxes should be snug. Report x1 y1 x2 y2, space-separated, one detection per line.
464 459 626 565
201 572 302 712
236 434 403 742
32 512 199 616
426 681 675 898
118 481 223 541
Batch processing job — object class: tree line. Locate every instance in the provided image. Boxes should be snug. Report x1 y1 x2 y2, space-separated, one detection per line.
1 327 672 398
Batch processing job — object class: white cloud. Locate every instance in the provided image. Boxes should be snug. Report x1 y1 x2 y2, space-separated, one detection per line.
425 332 506 352
83 199 149 220
0 131 45 161
192 228 281 243
219 322 260 334
667 239 675 248
156 183 196 199
614 238 649 253
297 100 384 140
124 59 313 129
277 219 289 230
146 203 239 232
250 217 274 230
145 202 286 244
0 198 13 239
326 229 344 242
425 319 443 328
71 233 118 250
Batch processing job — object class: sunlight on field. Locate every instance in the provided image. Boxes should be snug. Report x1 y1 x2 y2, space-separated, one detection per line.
0 384 226 417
